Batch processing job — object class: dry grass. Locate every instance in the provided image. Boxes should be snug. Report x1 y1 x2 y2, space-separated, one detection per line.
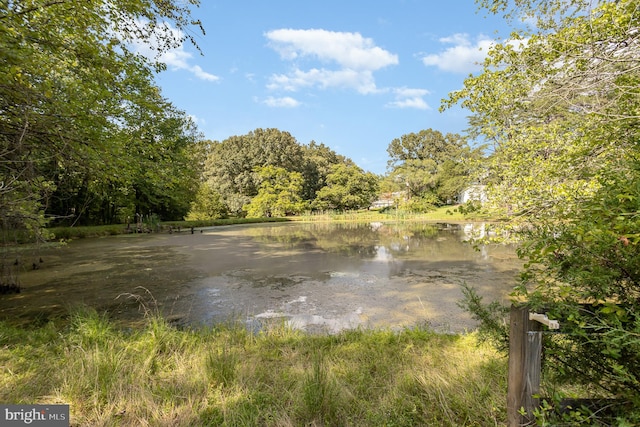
0 309 508 426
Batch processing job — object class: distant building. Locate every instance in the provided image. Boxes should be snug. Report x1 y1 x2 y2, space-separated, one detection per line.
458 184 488 204
370 191 406 209
370 199 394 209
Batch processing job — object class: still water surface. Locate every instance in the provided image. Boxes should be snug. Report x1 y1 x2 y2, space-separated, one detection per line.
1 222 522 333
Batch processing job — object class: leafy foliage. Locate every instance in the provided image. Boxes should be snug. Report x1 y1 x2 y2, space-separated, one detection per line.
244 166 306 217
313 163 379 211
386 129 479 207
300 141 349 201
185 183 228 221
203 129 377 215
448 0 640 413
458 283 509 352
0 0 205 231
204 129 306 214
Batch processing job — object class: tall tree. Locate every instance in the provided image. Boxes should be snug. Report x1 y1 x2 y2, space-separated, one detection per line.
386 129 475 206
185 182 227 221
118 94 204 222
244 166 306 217
204 128 306 214
0 0 203 231
449 0 640 415
300 141 348 201
314 163 379 211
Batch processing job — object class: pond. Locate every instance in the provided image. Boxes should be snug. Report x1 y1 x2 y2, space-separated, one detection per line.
0 222 522 333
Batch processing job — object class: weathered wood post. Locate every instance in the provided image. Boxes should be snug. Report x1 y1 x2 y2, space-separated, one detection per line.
507 305 542 426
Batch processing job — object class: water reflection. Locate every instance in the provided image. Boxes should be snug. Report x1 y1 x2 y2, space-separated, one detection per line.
179 222 521 333
0 222 521 333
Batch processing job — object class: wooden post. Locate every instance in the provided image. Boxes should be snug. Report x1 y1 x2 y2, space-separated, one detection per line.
507 305 542 426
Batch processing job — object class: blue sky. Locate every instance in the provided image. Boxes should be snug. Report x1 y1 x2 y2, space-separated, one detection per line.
145 1 513 174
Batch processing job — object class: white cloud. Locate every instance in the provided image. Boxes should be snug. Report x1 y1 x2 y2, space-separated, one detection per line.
421 33 494 73
129 20 219 82
263 96 301 108
264 28 431 109
266 29 398 70
188 114 205 125
187 64 217 82
265 29 397 93
267 68 378 94
388 98 429 109
386 87 431 110
159 49 219 82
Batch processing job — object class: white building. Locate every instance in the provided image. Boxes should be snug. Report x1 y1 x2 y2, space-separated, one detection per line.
458 184 488 204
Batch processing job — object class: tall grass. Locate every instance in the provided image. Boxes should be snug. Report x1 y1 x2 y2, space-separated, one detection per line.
46 217 290 241
0 309 507 426
294 206 479 223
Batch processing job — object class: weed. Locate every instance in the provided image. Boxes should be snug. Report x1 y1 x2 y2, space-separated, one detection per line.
0 309 587 426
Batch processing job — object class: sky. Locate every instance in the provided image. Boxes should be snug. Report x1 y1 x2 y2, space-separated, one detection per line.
146 0 514 175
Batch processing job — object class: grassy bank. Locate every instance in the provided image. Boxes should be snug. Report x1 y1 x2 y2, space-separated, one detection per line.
42 206 487 242
46 217 289 241
0 309 507 426
290 205 489 223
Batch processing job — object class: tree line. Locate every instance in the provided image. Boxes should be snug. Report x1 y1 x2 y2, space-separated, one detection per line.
0 2 478 235
0 0 205 233
0 4 476 234
188 127 477 219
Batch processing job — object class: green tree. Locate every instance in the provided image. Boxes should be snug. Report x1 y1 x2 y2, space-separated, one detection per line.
48 86 204 225
449 0 640 416
0 0 203 231
245 166 306 217
314 164 379 211
204 129 305 214
386 129 475 207
300 141 348 201
185 182 227 221
115 87 204 222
